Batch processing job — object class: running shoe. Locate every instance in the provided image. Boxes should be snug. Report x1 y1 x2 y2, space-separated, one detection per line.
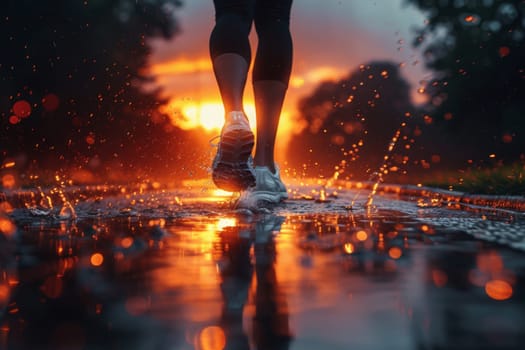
212 111 255 192
236 165 288 208
254 214 285 244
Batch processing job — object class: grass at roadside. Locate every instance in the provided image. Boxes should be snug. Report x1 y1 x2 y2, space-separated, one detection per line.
423 164 525 196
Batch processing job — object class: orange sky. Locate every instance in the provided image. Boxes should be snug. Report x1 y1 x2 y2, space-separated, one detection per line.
148 0 429 159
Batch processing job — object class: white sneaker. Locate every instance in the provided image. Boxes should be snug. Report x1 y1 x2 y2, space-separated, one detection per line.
236 165 288 208
211 111 255 192
254 215 285 244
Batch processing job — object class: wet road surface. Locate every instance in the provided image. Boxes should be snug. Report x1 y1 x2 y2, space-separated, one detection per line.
1 184 524 350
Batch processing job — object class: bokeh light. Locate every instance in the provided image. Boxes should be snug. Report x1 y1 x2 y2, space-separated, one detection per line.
42 93 60 111
485 280 513 301
344 243 355 254
388 247 403 259
12 100 31 118
0 216 16 237
498 46 510 58
0 284 10 304
1 174 16 189
120 237 134 248
90 253 104 267
356 230 368 241
432 269 448 287
198 326 226 350
8 115 20 124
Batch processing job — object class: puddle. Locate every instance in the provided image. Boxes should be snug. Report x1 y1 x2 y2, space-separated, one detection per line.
1 191 524 349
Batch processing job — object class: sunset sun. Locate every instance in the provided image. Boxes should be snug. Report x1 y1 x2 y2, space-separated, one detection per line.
162 100 257 131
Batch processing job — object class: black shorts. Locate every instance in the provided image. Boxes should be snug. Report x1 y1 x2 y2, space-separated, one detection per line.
210 0 294 84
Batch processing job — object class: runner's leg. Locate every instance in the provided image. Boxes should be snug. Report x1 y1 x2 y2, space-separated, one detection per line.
210 0 255 113
252 0 293 173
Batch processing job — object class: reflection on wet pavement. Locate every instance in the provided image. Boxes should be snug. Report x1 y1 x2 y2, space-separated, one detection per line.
1 188 525 349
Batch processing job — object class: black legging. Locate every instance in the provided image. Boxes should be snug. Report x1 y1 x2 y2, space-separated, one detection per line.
209 0 293 85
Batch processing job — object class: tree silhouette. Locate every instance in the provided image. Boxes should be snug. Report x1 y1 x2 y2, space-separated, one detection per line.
406 0 525 164
0 0 208 184
287 62 418 180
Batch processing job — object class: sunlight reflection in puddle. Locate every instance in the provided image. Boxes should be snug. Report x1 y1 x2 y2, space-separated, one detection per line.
2 208 524 350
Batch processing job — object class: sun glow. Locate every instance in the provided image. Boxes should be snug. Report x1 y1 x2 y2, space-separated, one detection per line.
164 100 257 132
213 189 233 197
151 57 317 157
151 58 212 75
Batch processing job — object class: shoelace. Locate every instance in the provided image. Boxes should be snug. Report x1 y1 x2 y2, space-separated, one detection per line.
209 135 221 148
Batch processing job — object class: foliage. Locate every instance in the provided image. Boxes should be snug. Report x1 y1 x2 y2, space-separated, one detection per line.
406 0 525 164
0 0 203 183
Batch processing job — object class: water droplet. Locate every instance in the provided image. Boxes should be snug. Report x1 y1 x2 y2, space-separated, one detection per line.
59 202 77 219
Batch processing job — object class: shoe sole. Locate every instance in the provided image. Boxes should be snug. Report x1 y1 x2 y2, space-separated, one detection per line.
235 191 288 209
250 191 288 202
212 128 255 192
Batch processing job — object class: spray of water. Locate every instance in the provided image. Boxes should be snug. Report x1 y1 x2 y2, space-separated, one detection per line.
341 122 406 209
24 174 77 219
54 174 77 219
25 186 53 216
365 123 406 208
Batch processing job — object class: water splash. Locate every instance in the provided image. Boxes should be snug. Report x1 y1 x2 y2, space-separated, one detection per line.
23 174 77 219
366 123 406 208
53 174 77 220
25 187 54 216
315 186 330 203
59 201 76 219
314 160 347 203
315 109 408 210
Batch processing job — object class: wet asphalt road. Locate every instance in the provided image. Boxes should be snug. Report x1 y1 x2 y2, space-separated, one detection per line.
1 183 524 350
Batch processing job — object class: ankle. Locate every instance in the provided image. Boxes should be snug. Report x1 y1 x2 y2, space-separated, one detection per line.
254 160 276 173
225 110 248 122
